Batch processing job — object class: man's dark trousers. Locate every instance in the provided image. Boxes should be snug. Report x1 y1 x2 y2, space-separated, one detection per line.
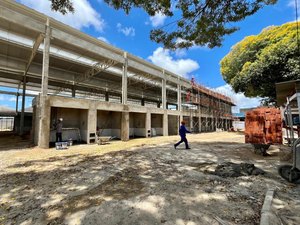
175 136 189 149
56 132 62 142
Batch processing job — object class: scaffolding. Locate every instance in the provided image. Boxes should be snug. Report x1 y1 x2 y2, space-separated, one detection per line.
183 78 235 132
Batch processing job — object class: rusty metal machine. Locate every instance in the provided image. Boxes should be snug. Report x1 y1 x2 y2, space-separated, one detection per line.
276 80 300 183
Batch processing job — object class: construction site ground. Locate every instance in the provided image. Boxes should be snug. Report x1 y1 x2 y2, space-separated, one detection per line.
0 132 299 225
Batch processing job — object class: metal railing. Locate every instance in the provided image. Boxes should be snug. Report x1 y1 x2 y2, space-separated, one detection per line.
0 117 14 131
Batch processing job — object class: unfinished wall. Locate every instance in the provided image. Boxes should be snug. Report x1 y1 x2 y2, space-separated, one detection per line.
50 107 87 143
14 113 32 134
168 115 178 135
129 112 146 138
97 111 121 138
151 113 163 136
80 110 88 142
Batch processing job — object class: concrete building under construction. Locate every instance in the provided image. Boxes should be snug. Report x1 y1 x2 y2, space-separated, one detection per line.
0 0 235 148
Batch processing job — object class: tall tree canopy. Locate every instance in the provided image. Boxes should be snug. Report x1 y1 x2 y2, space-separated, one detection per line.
49 0 277 49
220 22 300 104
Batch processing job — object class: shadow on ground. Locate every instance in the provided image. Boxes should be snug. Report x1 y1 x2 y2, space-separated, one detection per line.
0 140 298 225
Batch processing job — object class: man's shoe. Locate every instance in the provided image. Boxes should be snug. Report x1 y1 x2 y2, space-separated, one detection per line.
186 147 191 149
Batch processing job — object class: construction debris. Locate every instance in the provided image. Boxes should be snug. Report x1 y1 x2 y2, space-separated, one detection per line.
208 162 265 178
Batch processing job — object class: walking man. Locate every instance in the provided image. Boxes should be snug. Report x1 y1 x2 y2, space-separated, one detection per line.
174 121 191 149
56 118 63 142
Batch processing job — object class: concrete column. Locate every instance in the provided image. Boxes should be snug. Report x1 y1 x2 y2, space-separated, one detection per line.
162 71 166 110
214 118 216 130
199 116 202 132
163 112 168 136
122 52 128 104
38 18 51 148
214 118 217 131
105 92 109 102
37 95 51 148
121 111 129 141
145 112 151 137
177 84 181 111
87 104 97 144
190 116 193 132
72 86 76 97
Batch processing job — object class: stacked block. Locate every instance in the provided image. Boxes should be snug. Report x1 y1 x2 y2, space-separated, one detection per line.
245 108 282 145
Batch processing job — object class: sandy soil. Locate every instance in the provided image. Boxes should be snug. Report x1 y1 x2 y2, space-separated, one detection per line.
0 132 299 225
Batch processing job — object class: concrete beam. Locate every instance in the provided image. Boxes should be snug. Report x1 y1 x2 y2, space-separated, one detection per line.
51 28 124 63
25 33 44 76
0 3 44 33
128 59 163 79
20 33 44 135
0 89 36 97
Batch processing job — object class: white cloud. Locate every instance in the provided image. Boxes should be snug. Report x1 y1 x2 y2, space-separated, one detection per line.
149 12 167 27
97 36 110 43
175 38 210 50
0 94 16 102
8 97 17 102
19 0 105 32
117 23 135 37
148 47 199 77
174 49 187 57
288 0 295 7
213 84 262 113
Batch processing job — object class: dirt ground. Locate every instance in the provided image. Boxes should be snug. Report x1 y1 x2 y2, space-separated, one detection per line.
0 132 299 225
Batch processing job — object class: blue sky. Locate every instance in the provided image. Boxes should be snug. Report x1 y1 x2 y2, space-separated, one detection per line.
0 0 298 112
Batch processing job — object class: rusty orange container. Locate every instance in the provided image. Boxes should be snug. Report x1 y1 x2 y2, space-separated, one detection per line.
245 108 282 145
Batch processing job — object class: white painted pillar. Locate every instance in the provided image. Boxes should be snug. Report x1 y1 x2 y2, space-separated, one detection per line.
38 18 51 148
122 52 128 104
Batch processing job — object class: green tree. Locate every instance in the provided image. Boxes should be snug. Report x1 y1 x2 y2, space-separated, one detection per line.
220 22 300 104
49 0 277 49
